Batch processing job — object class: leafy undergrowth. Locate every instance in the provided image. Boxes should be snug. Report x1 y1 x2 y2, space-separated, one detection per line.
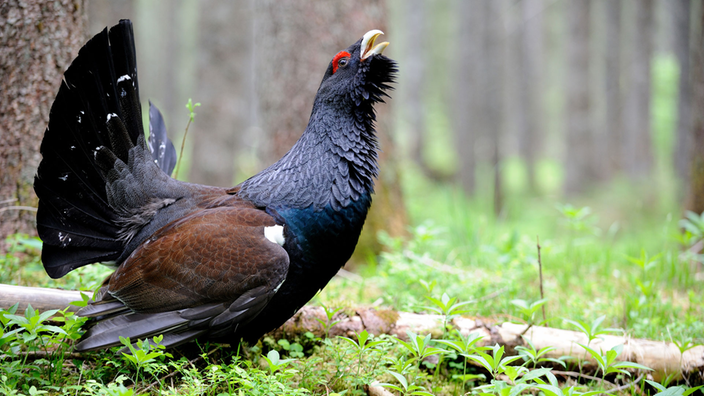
0 297 701 396
2 178 704 394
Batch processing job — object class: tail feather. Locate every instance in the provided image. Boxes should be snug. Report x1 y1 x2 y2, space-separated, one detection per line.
148 102 177 176
35 20 149 278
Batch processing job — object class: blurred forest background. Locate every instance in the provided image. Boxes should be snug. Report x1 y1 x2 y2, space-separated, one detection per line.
3 3 704 392
3 0 704 255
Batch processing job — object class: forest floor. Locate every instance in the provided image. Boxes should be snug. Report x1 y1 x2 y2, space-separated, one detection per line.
1 166 702 395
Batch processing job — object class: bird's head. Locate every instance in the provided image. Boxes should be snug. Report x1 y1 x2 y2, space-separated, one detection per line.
315 30 397 107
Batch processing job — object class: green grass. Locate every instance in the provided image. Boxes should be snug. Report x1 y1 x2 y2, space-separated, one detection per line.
1 164 703 395
321 163 703 343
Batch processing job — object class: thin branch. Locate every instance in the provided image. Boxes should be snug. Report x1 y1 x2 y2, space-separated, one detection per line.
537 235 546 322
173 117 192 181
552 371 644 394
552 370 616 386
604 374 644 394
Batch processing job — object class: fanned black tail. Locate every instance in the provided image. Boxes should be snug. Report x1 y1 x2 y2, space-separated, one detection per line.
34 20 172 279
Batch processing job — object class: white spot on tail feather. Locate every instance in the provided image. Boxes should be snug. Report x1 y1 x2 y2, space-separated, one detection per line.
273 279 285 293
117 74 131 83
107 113 118 122
264 225 285 246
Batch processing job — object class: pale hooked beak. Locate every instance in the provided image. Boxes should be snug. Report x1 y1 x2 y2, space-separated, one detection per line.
360 29 389 60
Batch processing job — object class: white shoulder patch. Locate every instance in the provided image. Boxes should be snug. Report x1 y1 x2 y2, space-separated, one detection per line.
264 225 285 246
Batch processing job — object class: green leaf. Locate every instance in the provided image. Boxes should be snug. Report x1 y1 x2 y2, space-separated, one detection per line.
38 309 59 323
510 299 529 310
577 343 605 371
520 367 553 383
545 371 559 387
357 329 369 347
452 373 486 383
654 387 687 396
387 371 408 390
492 344 504 367
376 383 404 393
267 349 280 366
466 353 494 373
502 365 522 382
683 385 704 396
563 318 589 336
40 325 67 335
534 384 563 396
646 380 667 392
610 361 653 371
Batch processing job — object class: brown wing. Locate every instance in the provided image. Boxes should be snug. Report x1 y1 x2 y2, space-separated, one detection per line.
74 203 289 351
109 205 288 312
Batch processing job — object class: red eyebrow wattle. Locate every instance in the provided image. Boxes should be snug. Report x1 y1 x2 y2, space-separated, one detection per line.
332 51 351 74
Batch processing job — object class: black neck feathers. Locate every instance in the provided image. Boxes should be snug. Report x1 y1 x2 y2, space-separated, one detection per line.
239 53 397 212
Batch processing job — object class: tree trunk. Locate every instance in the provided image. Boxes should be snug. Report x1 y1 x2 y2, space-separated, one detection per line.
254 1 384 163
452 0 482 195
254 0 407 261
605 0 623 178
518 0 544 193
687 5 704 214
0 0 87 242
674 0 693 184
190 0 252 187
622 0 654 179
404 0 428 175
564 0 593 195
484 0 505 215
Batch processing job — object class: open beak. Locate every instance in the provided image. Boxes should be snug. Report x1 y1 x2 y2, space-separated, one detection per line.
361 29 389 60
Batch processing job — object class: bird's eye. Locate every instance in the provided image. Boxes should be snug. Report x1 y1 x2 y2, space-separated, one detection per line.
332 51 352 74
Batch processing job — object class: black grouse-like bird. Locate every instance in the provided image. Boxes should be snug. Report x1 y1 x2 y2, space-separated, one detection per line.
33 20 396 351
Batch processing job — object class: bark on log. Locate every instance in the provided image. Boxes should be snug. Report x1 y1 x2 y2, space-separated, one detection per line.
0 284 84 313
2 284 702 381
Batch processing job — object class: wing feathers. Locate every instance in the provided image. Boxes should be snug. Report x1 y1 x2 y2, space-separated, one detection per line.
74 204 290 351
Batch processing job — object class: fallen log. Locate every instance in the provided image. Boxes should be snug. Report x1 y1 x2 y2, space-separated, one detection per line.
2 284 702 382
0 283 84 313
275 306 703 382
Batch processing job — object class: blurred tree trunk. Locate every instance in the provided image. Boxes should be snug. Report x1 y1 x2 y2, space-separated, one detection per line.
687 4 704 214
452 0 482 195
404 0 429 176
88 0 133 32
674 0 693 184
622 0 654 179
605 0 623 178
190 0 251 187
564 0 593 195
518 0 544 193
0 0 87 242
484 0 505 215
130 1 198 182
254 0 406 262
